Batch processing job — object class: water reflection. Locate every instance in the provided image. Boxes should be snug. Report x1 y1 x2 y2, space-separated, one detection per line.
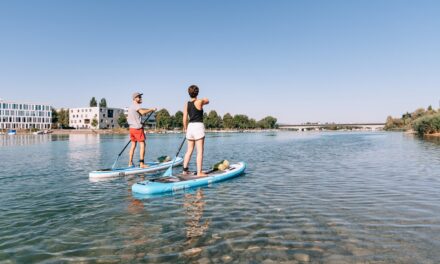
184 189 210 245
0 134 52 147
2 132 440 263
423 134 440 145
118 176 151 262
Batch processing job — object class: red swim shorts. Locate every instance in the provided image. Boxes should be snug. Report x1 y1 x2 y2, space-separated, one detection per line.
129 128 145 142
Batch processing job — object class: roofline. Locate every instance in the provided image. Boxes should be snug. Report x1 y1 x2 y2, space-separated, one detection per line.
0 99 51 106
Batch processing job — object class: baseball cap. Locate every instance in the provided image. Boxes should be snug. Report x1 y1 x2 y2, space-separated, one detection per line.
132 92 143 100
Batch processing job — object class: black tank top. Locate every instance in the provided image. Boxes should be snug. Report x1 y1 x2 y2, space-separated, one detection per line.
188 101 204 123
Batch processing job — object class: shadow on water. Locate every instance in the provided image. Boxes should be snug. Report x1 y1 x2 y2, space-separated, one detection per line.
423 135 440 145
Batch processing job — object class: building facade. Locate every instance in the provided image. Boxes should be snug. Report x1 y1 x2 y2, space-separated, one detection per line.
69 107 125 129
0 99 52 130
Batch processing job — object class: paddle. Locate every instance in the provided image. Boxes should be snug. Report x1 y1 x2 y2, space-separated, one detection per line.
111 111 155 169
162 136 187 177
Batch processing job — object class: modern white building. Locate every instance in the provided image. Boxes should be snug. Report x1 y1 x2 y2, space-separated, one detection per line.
69 107 125 129
0 99 52 130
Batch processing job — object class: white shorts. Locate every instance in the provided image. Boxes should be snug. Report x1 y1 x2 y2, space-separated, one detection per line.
186 122 205 140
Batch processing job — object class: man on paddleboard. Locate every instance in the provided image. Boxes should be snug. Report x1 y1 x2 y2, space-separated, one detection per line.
128 92 156 168
183 85 209 176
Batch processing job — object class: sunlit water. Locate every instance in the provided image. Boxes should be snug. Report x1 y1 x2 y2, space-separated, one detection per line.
1 132 440 263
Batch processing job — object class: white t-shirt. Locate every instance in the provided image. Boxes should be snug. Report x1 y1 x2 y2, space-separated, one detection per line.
127 103 142 129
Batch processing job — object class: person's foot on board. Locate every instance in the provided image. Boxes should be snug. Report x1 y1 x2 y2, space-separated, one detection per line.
197 171 208 177
140 164 149 169
182 167 191 175
128 163 134 167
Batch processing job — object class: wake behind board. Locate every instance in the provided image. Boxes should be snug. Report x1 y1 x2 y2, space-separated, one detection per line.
89 157 184 179
132 162 246 195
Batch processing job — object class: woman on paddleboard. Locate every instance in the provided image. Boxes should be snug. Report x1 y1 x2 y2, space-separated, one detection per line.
183 85 209 176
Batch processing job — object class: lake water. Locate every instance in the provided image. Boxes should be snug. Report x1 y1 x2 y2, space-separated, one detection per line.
1 132 440 263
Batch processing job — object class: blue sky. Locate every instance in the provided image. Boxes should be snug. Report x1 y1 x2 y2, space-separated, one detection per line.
0 0 439 124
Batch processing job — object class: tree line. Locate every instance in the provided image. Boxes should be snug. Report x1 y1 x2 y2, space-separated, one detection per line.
149 109 277 130
385 105 440 136
52 101 278 130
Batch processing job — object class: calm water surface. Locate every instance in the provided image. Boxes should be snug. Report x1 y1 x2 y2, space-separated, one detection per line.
1 132 440 263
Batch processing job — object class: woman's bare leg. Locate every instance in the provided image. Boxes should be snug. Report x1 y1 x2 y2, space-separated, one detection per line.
195 137 207 176
183 140 195 174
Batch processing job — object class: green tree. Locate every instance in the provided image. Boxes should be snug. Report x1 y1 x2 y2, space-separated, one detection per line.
205 110 222 129
203 112 208 125
91 118 98 128
384 116 395 130
173 111 183 128
156 108 172 129
99 98 107 108
233 114 250 129
89 97 97 107
411 108 426 120
413 113 440 136
117 113 128 128
58 108 70 128
402 112 411 119
426 105 437 115
257 116 278 129
248 118 257 129
222 113 233 129
51 108 59 128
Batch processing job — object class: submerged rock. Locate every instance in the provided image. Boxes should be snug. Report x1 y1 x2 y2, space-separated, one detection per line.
221 255 233 263
293 253 310 262
197 257 210 264
182 247 203 257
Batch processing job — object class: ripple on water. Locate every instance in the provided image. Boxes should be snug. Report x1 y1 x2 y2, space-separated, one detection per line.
1 132 440 263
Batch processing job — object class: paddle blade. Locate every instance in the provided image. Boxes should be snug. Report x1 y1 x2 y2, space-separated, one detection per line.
111 157 119 170
162 165 173 176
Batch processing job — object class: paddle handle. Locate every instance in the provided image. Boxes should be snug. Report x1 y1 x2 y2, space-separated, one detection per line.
117 111 155 156
174 136 186 158
162 136 186 176
111 111 155 171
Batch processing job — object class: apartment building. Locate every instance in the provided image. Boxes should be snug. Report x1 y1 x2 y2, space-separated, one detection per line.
0 99 52 130
69 107 124 129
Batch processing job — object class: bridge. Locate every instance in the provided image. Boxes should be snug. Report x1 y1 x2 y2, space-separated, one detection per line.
278 123 385 131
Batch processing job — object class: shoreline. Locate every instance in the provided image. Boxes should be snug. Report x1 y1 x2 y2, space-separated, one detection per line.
424 132 440 138
0 128 388 135
50 128 280 135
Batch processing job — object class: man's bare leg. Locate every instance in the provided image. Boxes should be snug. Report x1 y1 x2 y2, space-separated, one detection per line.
128 141 137 167
139 141 149 168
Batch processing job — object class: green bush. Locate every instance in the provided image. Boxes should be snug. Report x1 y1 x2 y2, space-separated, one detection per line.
412 113 440 136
